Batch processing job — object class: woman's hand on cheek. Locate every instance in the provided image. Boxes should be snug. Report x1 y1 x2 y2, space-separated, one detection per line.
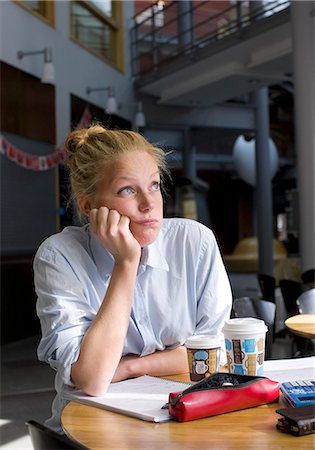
89 207 141 264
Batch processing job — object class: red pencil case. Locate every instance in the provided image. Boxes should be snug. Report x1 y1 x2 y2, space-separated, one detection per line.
168 372 280 422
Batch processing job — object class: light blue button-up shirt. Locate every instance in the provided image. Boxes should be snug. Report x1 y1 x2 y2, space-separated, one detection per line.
34 218 232 430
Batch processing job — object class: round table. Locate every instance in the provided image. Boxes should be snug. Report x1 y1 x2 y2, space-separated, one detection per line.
285 314 315 339
62 399 311 450
61 371 315 449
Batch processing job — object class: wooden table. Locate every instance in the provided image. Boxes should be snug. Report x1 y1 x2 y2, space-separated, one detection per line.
61 373 314 449
285 314 315 339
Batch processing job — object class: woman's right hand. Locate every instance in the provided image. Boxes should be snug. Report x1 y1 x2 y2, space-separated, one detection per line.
72 207 141 396
89 207 141 265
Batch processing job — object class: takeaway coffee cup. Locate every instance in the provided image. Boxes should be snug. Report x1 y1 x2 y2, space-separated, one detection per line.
222 318 268 376
185 334 221 382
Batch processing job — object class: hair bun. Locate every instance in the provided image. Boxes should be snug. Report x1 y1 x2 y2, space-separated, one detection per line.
64 129 86 158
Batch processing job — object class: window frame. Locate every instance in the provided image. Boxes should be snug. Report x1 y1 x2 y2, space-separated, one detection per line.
15 0 55 27
70 0 124 71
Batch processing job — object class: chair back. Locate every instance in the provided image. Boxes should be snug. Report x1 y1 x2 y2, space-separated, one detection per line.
233 297 256 317
257 273 276 302
279 279 303 317
26 420 87 449
301 268 315 285
296 288 315 314
232 297 276 359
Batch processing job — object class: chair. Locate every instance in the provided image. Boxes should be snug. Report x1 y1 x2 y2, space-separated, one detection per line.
301 268 315 288
278 279 306 355
26 420 87 450
279 279 303 317
294 288 315 356
232 297 276 359
296 288 315 314
257 273 276 302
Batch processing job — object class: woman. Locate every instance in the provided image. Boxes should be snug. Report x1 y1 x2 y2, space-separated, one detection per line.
34 124 232 431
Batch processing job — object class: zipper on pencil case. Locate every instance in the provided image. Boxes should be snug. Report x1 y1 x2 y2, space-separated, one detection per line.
170 373 266 407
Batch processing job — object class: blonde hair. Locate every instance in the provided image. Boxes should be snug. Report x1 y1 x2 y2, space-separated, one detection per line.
65 124 170 219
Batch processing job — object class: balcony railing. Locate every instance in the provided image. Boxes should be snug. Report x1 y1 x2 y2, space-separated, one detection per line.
130 0 290 80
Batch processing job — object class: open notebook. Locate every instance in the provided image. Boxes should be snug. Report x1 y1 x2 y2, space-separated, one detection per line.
62 356 315 423
62 375 190 422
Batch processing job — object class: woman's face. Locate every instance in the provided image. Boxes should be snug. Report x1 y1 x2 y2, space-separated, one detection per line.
92 150 164 247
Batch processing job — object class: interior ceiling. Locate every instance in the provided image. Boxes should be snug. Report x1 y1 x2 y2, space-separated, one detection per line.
136 14 293 108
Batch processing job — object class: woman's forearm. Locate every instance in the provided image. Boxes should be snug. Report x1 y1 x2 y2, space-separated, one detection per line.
71 260 138 396
112 346 189 382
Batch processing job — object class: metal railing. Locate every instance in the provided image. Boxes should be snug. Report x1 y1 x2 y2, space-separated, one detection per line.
130 0 290 79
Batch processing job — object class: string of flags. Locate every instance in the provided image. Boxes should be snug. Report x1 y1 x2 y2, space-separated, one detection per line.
0 106 92 171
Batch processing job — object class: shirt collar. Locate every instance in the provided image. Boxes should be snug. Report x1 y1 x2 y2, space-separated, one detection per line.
140 240 169 271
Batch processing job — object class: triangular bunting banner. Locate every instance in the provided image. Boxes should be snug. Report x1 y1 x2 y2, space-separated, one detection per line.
0 106 92 171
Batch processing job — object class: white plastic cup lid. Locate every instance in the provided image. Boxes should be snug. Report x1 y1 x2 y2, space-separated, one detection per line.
185 334 221 349
222 318 268 335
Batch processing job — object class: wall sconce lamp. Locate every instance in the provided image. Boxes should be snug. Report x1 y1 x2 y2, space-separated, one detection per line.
17 47 55 84
86 86 118 114
86 86 146 128
135 101 146 128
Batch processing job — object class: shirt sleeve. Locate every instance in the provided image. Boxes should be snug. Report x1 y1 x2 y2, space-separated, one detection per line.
34 243 95 387
194 225 233 361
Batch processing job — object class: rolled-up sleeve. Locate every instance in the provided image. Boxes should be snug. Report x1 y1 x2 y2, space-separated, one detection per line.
34 245 95 386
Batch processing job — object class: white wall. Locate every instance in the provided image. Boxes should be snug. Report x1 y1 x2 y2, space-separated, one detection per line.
0 0 136 146
0 0 138 254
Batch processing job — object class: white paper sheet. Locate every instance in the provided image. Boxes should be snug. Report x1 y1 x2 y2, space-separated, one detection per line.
63 375 190 422
264 356 315 383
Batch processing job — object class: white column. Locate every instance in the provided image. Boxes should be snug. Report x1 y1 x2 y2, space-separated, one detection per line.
291 1 315 272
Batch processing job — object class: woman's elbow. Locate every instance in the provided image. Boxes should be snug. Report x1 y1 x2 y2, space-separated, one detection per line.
80 381 110 397
71 365 111 397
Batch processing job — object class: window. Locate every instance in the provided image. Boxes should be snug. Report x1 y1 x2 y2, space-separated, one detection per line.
70 1 123 69
16 1 55 26
89 1 113 17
